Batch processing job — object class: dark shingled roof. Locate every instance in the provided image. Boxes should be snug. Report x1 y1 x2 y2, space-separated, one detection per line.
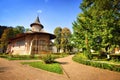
30 16 44 28
9 16 56 42
9 32 56 41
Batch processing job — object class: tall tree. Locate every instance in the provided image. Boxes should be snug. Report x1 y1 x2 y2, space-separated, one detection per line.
0 25 12 38
0 28 14 53
0 26 25 53
72 13 93 59
73 0 120 59
61 27 71 53
54 27 62 53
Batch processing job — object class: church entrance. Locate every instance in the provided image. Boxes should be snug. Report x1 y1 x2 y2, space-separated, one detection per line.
31 39 47 54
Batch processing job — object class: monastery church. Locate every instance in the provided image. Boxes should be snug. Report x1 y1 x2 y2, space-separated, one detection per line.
7 16 56 55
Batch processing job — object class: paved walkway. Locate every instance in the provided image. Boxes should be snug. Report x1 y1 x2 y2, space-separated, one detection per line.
0 55 120 80
56 55 120 80
0 58 67 80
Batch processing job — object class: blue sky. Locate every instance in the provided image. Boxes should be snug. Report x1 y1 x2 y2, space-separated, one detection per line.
0 0 82 33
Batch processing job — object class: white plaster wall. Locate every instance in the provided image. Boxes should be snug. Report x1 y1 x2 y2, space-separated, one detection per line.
32 25 42 32
12 45 29 55
52 46 57 53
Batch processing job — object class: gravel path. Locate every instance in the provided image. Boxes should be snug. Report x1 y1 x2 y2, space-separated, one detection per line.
0 55 120 80
56 55 120 80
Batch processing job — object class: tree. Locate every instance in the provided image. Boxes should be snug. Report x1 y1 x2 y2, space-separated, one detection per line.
54 27 72 53
0 28 14 53
0 25 25 53
0 25 12 38
54 27 62 53
72 13 93 59
0 26 7 38
25 28 31 32
13 26 25 37
61 27 71 53
73 0 120 59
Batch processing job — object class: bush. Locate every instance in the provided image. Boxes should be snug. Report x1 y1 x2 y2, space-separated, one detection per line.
73 53 120 72
110 54 120 62
92 53 99 59
0 54 8 58
98 50 107 59
42 54 55 64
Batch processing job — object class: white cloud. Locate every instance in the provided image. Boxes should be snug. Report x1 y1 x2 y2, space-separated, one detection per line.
37 10 42 14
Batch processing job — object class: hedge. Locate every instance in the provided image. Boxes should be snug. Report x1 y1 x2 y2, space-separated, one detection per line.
73 54 120 72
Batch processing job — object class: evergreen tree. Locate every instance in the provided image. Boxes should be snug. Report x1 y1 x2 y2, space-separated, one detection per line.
73 0 120 59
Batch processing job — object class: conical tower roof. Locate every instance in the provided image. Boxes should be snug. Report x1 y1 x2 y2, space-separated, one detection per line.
34 16 40 23
30 16 44 28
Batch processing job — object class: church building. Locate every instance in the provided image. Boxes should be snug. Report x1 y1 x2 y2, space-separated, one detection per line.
7 16 56 55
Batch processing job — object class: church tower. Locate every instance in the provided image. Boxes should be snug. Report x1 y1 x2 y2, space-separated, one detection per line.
30 16 44 32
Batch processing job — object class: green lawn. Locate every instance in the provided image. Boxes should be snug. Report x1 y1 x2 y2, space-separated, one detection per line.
0 54 64 74
0 53 68 60
21 61 63 74
0 54 39 60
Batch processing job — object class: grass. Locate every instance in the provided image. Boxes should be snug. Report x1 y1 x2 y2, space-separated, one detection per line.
21 61 63 74
0 53 66 74
0 54 39 60
0 53 68 60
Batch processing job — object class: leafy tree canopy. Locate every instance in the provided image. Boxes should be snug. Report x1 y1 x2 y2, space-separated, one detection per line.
54 27 72 53
73 0 120 56
54 27 62 52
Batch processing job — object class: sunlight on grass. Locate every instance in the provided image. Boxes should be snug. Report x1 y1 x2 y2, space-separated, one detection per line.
22 61 63 74
0 53 68 60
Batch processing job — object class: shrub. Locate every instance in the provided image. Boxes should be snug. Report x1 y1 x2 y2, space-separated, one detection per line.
98 50 107 59
0 54 8 58
73 54 120 72
92 53 99 59
42 54 55 64
110 54 120 62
